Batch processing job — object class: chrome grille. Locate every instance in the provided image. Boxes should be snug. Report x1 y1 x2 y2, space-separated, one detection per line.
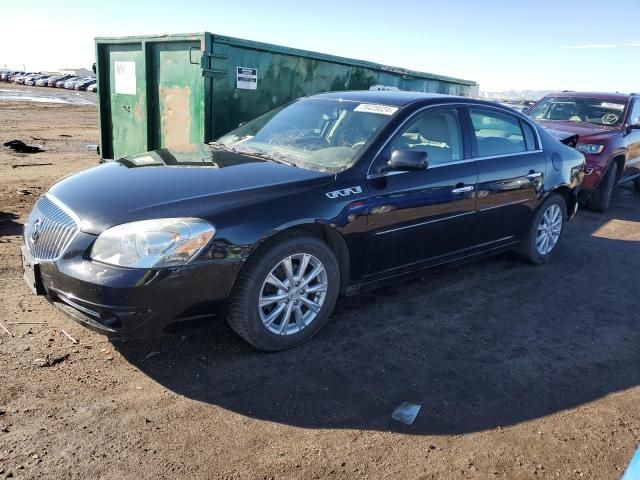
24 194 79 261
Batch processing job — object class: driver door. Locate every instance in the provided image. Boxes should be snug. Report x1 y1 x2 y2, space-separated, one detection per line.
364 108 478 275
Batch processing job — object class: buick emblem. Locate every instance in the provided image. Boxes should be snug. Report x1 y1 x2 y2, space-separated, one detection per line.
30 218 42 244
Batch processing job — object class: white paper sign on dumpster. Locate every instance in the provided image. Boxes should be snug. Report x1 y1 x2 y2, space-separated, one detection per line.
236 67 257 90
114 61 136 95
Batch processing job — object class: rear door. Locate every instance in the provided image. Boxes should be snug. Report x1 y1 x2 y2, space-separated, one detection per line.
468 107 547 244
365 107 478 275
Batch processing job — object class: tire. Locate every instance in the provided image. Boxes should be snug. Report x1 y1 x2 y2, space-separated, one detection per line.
516 193 567 265
226 233 340 351
634 178 640 192
586 163 617 212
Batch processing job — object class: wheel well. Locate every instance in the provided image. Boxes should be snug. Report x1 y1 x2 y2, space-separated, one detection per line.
251 224 351 293
293 224 351 292
610 155 625 181
550 185 573 217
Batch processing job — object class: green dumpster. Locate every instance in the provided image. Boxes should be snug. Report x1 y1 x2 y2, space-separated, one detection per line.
95 32 478 159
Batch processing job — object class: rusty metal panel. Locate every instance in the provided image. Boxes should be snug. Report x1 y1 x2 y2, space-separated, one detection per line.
148 40 204 150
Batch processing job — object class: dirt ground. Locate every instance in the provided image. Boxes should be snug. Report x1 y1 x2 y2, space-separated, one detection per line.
1 83 640 480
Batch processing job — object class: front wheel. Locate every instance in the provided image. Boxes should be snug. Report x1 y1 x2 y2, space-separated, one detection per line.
226 233 340 351
586 163 617 212
516 194 567 265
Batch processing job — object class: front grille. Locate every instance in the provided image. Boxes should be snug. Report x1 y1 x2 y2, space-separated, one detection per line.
24 194 79 261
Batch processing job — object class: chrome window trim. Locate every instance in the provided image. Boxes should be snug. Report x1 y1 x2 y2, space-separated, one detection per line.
366 101 544 177
366 150 544 179
472 149 544 162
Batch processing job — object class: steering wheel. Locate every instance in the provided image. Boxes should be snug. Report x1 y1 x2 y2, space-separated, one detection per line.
602 113 619 125
351 140 367 151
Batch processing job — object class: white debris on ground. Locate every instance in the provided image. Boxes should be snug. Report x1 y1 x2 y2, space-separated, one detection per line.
392 402 421 425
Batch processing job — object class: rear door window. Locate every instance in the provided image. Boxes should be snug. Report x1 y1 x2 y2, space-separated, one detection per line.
470 109 527 157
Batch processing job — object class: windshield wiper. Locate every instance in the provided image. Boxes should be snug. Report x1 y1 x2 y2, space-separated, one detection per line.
208 141 234 151
238 149 298 167
209 141 299 167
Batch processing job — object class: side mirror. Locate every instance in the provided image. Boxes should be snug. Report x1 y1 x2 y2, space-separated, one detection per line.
387 149 428 171
628 117 640 130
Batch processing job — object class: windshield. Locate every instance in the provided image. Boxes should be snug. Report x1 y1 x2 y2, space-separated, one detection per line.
215 98 398 172
528 96 628 127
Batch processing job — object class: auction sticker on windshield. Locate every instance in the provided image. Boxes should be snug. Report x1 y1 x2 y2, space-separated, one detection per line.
601 102 625 110
354 103 399 115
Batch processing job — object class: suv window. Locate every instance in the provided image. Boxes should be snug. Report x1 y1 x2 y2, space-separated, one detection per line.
629 99 640 125
470 109 527 157
389 109 463 166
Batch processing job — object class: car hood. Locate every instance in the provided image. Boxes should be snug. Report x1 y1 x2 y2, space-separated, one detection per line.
48 145 332 234
537 120 621 142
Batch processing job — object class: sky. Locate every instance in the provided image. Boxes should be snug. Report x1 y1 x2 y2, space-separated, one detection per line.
1 0 639 93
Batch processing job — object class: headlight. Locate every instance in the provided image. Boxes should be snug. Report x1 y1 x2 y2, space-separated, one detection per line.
90 218 215 268
576 143 604 155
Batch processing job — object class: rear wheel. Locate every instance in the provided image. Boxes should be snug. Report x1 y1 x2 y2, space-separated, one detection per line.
516 194 567 265
226 233 340 351
586 162 617 212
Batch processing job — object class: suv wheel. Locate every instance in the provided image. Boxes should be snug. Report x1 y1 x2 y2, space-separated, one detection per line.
226 233 340 351
517 194 567 265
587 163 617 212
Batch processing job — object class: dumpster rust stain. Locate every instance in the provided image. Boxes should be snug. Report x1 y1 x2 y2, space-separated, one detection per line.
161 86 191 148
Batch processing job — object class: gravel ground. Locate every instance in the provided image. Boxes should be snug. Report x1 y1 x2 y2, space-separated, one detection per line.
1 83 640 479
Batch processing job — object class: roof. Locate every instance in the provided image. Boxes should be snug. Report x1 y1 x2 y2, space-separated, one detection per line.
308 90 510 109
309 90 458 107
546 91 634 101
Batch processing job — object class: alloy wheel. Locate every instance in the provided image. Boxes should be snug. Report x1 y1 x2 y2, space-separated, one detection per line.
536 204 563 255
258 253 328 335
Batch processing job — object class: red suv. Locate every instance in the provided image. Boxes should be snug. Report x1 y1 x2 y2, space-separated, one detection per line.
528 92 640 211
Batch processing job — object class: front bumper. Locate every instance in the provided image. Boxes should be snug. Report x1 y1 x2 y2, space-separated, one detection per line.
31 232 243 338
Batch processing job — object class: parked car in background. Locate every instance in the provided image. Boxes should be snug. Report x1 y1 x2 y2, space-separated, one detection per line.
21 91 585 351
501 102 529 113
35 76 52 87
528 92 640 211
1 71 20 81
55 76 77 88
6 72 25 82
63 77 93 89
59 77 80 88
46 74 72 87
74 78 96 91
13 73 37 84
25 74 50 86
86 83 98 93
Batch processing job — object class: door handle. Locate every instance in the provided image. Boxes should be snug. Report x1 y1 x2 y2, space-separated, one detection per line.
452 185 474 194
527 171 542 180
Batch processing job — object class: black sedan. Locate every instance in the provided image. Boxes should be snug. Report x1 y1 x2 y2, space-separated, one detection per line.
21 91 585 350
